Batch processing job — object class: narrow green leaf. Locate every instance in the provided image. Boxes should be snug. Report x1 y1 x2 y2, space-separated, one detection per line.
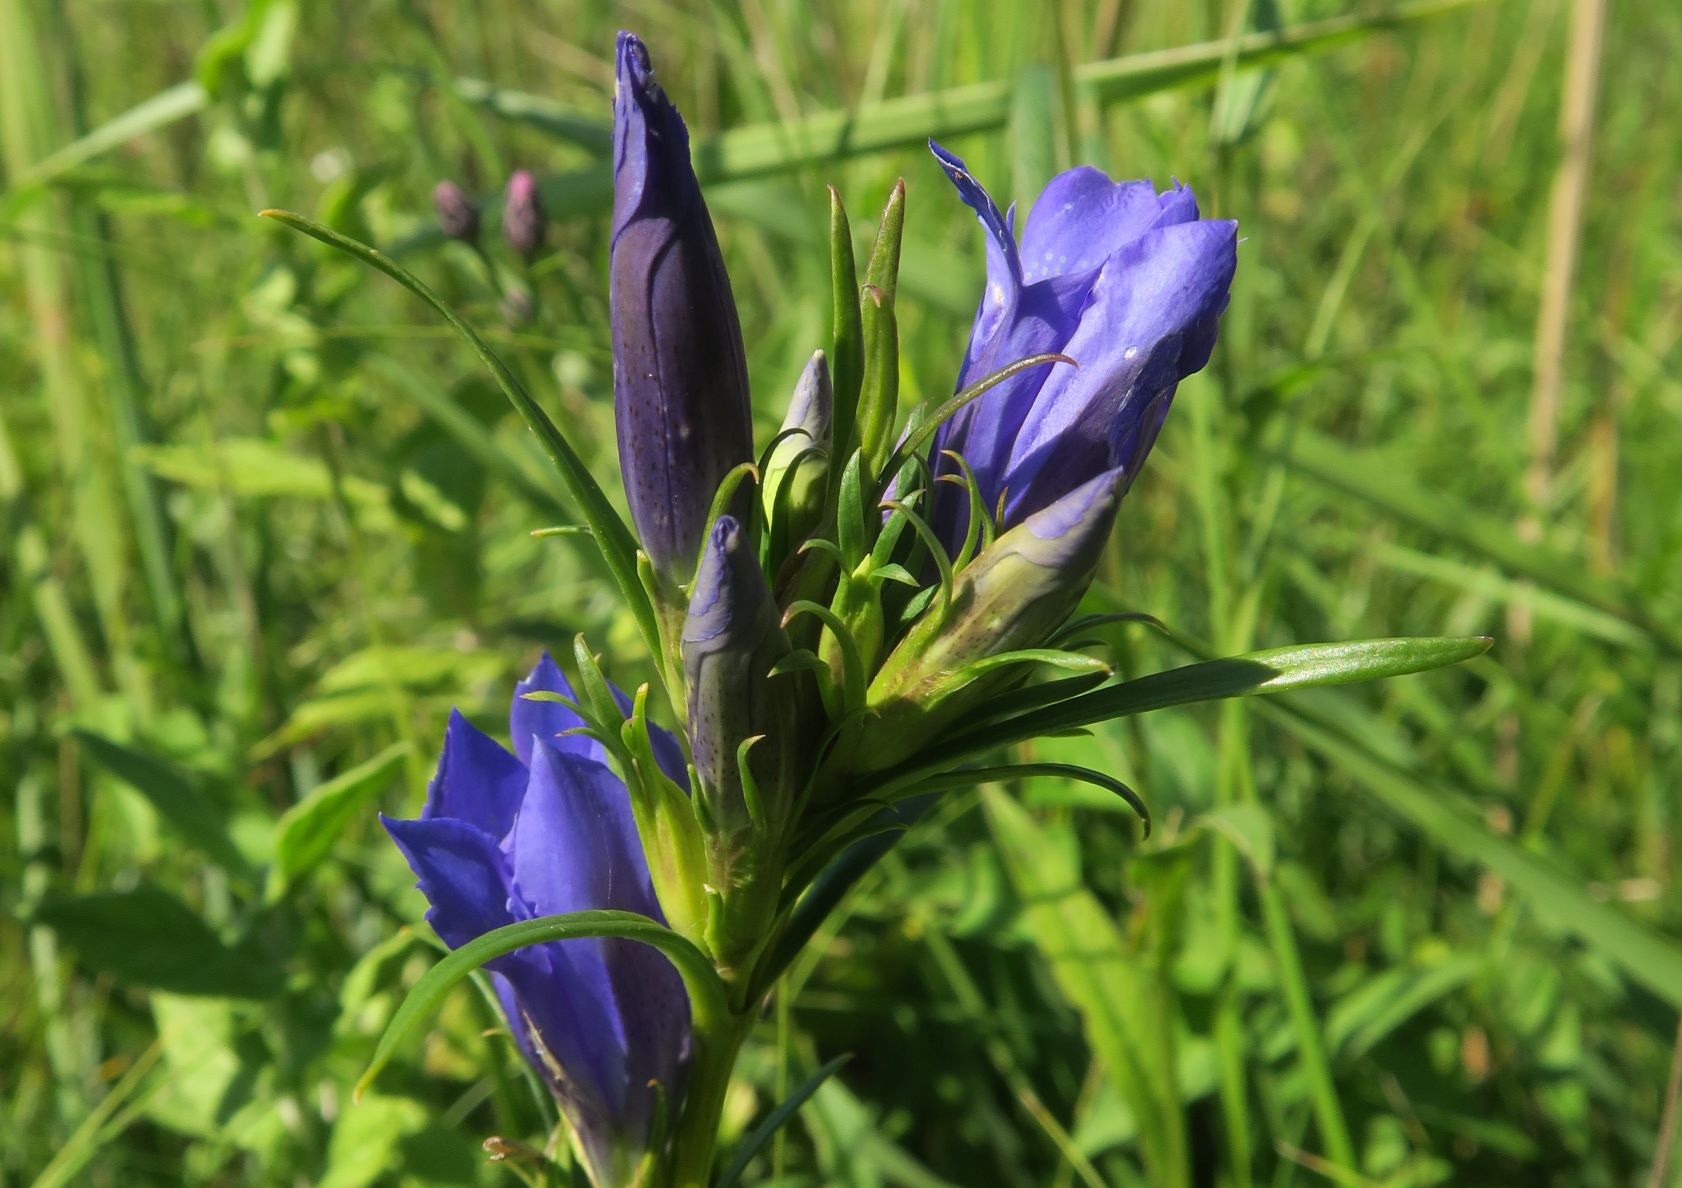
862 179 905 304
357 911 727 1100
256 209 663 670
267 744 409 900
883 353 1075 487
715 1054 852 1188
899 636 1491 786
855 284 899 481
913 761 1150 834
754 795 937 997
72 731 249 876
827 187 863 473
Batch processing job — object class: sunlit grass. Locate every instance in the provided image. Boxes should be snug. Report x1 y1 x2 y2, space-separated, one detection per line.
3 1 1679 1184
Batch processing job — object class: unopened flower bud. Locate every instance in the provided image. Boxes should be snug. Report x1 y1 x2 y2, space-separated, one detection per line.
682 516 795 834
864 468 1123 767
762 350 833 542
611 31 754 578
503 169 546 261
433 180 480 244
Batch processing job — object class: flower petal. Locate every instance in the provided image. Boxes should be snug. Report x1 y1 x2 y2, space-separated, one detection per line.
506 741 689 1129
1001 218 1237 519
929 140 1023 377
421 709 527 839
612 31 754 574
510 651 602 769
382 814 520 949
510 740 660 921
1019 168 1200 285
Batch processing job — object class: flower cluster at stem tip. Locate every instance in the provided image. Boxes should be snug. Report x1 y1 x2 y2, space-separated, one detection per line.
388 27 1235 1186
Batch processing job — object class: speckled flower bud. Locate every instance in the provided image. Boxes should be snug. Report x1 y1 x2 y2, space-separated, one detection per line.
611 32 754 577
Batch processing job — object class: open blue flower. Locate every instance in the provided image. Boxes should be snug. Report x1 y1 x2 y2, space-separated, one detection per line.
383 654 690 1181
927 142 1238 554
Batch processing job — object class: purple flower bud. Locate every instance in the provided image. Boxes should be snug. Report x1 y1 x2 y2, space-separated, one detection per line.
433 180 480 244
383 654 690 1183
926 142 1237 555
611 31 754 577
865 470 1124 767
681 516 793 833
503 169 546 261
762 350 833 540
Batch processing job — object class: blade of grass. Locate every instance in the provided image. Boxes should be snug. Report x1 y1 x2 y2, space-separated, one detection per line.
984 790 1187 1188
257 209 663 673
1261 697 1682 1008
1279 427 1681 653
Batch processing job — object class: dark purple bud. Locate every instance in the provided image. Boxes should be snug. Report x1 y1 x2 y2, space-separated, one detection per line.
681 516 793 834
433 180 480 244
503 169 546 261
611 31 754 577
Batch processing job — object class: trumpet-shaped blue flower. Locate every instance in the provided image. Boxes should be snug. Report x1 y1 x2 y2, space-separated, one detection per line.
927 142 1238 553
383 654 690 1181
611 31 754 577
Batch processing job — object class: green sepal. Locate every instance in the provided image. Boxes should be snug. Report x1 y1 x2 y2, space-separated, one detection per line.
700 461 762 567
826 187 863 492
620 685 711 952
855 284 900 482
936 450 993 570
573 635 632 745
881 498 954 620
733 735 769 835
765 443 828 572
782 600 866 718
257 210 663 673
863 178 905 303
834 449 868 568
768 648 829 678
879 352 1075 497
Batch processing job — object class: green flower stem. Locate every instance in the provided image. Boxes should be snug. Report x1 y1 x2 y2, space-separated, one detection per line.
668 1006 755 1188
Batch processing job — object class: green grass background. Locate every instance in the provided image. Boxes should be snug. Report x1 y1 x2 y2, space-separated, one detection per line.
3 0 1679 1184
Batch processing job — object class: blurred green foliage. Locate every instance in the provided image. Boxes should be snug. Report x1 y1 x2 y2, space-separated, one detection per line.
2 1 1679 1185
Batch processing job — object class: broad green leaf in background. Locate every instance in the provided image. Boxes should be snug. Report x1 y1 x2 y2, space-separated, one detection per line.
72 731 251 876
266 743 408 900
984 790 1187 1188
33 888 282 998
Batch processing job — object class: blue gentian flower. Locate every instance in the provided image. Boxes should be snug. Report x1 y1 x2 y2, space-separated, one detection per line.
611 31 754 578
383 654 691 1181
927 142 1238 554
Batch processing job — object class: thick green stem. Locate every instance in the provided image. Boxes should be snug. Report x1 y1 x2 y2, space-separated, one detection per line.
667 1008 755 1188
